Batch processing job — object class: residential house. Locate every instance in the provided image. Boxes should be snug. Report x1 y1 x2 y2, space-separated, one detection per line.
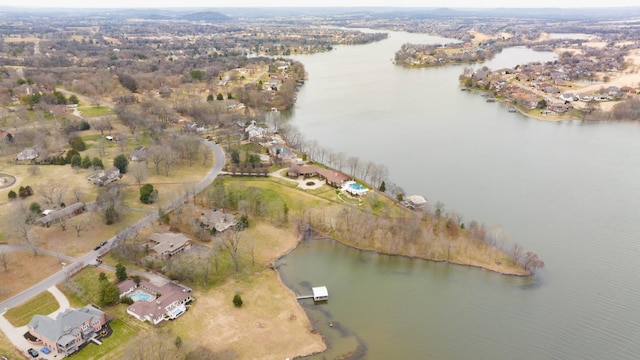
149 232 192 259
199 209 237 233
36 202 84 227
120 279 194 325
559 93 577 102
129 146 147 162
269 144 294 163
87 166 121 186
0 129 13 142
16 146 39 161
404 195 428 210
245 120 267 139
288 164 350 188
27 306 107 357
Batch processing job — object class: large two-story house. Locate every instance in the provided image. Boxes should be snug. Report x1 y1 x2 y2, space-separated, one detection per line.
27 306 107 356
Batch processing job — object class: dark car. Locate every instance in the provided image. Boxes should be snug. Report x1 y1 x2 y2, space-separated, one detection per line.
27 348 39 357
100 241 107 247
93 245 101 251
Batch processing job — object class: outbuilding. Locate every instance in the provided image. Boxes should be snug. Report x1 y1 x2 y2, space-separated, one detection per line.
312 286 329 302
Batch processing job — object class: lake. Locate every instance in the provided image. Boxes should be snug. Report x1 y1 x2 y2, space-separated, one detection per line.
279 30 640 359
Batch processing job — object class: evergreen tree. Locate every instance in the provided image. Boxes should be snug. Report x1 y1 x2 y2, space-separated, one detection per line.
115 263 127 282
113 154 129 174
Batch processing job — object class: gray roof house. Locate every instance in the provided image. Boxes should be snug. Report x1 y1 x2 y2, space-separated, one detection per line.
28 306 107 357
129 146 148 162
149 232 192 259
199 209 237 233
16 145 39 161
35 202 85 227
87 166 121 186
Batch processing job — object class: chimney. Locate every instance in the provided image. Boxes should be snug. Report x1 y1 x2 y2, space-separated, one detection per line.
169 243 174 248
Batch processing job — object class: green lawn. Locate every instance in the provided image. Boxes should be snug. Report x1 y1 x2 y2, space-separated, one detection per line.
78 106 114 117
3 291 59 327
70 318 139 360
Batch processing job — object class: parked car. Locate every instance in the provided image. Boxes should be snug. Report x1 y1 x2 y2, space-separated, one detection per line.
93 245 101 251
41 347 51 354
27 348 39 357
100 241 107 247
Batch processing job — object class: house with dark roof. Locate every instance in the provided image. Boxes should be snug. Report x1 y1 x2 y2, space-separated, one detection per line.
27 306 107 357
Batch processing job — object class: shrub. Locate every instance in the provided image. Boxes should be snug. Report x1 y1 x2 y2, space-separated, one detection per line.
233 294 243 308
7 190 17 200
69 136 86 152
139 184 158 204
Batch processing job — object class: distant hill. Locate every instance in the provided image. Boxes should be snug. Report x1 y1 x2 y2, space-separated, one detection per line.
182 11 231 22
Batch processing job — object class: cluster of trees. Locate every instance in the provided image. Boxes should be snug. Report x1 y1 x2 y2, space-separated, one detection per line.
7 185 33 200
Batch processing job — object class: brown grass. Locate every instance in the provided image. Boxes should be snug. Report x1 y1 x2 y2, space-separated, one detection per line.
168 271 326 360
0 250 62 302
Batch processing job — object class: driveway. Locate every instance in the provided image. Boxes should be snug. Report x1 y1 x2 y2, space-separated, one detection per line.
0 286 69 359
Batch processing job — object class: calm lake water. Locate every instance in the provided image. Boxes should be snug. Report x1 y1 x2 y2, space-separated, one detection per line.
279 30 640 359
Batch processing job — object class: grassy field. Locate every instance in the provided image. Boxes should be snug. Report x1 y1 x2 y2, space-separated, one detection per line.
3 291 59 327
0 251 63 302
71 318 140 360
78 106 115 117
0 329 22 360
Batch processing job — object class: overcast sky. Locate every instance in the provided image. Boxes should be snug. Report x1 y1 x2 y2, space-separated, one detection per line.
1 0 639 9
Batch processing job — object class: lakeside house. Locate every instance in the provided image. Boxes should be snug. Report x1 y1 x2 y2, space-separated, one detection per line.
288 164 350 188
403 195 428 210
27 306 107 357
149 232 192 259
119 279 194 325
35 202 85 227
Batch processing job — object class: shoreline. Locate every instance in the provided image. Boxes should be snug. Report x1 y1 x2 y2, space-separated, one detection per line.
305 229 530 277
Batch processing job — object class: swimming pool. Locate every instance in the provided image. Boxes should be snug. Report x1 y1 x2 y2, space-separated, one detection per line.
129 290 153 302
343 181 369 196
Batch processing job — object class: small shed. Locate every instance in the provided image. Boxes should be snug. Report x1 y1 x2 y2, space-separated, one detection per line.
312 286 329 302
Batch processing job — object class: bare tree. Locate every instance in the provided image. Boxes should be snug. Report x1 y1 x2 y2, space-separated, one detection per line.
221 230 242 273
510 243 523 265
147 145 166 175
523 252 544 273
72 188 84 203
71 217 89 237
38 179 68 206
346 156 360 178
0 252 9 271
9 201 40 256
129 161 149 188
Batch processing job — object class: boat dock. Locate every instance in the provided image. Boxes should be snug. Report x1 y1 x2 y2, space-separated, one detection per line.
295 286 329 302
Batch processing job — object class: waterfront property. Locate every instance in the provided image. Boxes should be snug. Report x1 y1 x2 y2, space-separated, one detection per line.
288 164 350 188
295 286 329 302
341 181 369 197
119 279 194 325
27 306 107 357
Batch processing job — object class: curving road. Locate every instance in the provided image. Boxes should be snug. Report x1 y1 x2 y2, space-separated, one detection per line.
0 141 225 312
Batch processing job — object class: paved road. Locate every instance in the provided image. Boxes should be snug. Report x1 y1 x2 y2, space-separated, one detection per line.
0 141 224 313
